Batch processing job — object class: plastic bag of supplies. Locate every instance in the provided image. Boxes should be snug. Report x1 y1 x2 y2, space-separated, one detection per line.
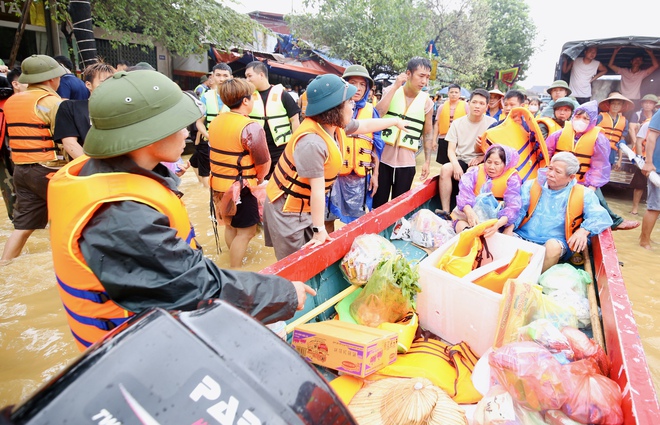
349 255 420 327
340 234 397 286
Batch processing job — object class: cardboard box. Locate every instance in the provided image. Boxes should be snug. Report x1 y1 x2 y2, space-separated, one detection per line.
416 232 545 357
292 321 398 378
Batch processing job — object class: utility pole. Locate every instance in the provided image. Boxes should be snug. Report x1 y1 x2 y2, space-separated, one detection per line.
45 0 62 57
9 0 33 68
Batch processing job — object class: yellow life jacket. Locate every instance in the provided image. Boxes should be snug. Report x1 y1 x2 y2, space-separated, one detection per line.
536 116 562 137
555 122 600 183
4 89 60 164
340 103 375 177
597 112 626 151
472 249 533 294
266 118 343 213
437 100 467 136
480 107 549 184
473 165 518 202
382 87 428 151
369 338 483 404
436 219 498 277
201 89 229 128
208 112 258 193
249 84 292 146
329 375 364 406
48 156 199 351
519 179 584 240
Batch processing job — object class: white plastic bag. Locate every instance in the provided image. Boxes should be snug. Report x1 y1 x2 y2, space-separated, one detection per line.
340 234 397 286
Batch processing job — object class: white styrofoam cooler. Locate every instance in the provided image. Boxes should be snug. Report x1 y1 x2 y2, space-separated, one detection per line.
416 232 545 356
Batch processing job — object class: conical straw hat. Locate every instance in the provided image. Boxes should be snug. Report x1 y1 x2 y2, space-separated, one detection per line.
598 92 634 113
348 377 467 425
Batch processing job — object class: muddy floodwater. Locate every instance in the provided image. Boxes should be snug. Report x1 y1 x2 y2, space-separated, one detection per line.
1 157 659 408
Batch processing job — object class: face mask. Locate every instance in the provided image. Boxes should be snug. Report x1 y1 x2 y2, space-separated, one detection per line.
529 105 539 113
572 119 589 133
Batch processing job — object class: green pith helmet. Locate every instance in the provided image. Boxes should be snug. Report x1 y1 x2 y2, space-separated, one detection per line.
641 94 659 104
305 74 357 117
18 55 66 84
84 70 204 158
342 65 374 88
546 80 572 96
133 62 156 71
553 96 577 111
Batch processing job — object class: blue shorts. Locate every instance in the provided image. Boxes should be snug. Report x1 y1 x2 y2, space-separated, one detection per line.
513 233 571 261
647 179 660 211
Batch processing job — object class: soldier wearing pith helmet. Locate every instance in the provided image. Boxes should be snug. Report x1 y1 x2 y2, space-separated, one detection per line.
47 70 315 351
1 54 65 261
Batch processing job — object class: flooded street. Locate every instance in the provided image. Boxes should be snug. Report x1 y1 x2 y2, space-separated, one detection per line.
0 157 659 408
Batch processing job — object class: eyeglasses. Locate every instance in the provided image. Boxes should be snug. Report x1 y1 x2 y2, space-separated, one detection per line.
342 80 349 102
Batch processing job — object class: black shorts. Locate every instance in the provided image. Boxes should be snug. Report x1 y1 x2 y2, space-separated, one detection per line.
630 168 647 190
213 186 261 229
231 187 260 228
189 142 210 177
12 164 51 230
436 138 449 164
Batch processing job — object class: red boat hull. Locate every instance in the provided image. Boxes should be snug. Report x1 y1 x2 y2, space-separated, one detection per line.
261 176 660 423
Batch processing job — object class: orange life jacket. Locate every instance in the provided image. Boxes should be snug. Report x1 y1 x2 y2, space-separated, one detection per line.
519 179 584 240
436 219 498 278
0 98 7 147
536 117 562 137
472 249 533 294
340 103 375 177
597 112 626 151
480 107 549 184
48 156 199 351
266 118 343 213
555 122 600 183
300 91 308 118
4 89 59 164
437 100 467 136
208 112 258 193
473 165 518 202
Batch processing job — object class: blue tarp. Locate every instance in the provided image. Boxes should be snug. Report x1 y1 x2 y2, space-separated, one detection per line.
438 86 471 97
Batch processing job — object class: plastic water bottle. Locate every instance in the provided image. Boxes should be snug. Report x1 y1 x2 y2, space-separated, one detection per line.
266 321 287 340
631 156 660 188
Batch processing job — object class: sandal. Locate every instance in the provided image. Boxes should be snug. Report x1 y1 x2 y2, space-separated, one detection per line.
434 209 452 220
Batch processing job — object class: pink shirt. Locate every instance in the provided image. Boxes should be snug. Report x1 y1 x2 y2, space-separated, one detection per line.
618 67 655 100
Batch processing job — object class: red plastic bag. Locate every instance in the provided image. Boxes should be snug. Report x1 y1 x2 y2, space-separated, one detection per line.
561 359 624 424
488 341 567 411
561 326 611 376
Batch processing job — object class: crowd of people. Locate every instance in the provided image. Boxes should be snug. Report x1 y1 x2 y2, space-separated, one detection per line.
0 45 659 349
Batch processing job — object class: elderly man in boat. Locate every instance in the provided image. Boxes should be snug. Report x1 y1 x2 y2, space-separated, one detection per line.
513 152 612 272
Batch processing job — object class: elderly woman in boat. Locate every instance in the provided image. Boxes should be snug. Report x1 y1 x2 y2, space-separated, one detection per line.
451 144 522 236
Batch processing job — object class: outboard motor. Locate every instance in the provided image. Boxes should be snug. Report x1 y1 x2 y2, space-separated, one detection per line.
3 301 356 425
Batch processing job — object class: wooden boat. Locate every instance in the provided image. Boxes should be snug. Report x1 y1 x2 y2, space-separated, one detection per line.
260 176 660 425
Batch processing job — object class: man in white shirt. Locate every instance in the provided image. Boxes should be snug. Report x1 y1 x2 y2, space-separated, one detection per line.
437 89 496 213
562 46 608 104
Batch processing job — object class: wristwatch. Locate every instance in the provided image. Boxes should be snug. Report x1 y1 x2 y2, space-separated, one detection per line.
312 225 323 233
